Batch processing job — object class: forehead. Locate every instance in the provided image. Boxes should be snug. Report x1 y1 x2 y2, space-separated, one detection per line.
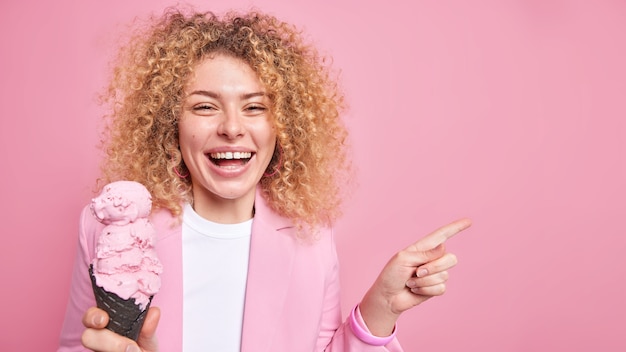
186 54 264 92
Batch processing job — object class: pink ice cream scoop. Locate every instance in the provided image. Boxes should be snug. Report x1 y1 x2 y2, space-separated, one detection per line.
89 181 162 340
91 180 153 226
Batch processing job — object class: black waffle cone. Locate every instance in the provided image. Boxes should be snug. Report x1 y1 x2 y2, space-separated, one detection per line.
89 264 153 341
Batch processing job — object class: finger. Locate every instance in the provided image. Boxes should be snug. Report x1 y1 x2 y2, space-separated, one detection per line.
409 282 447 296
412 218 472 252
137 307 161 350
393 243 446 270
82 307 109 329
415 252 458 278
81 327 139 352
142 307 160 337
406 271 449 289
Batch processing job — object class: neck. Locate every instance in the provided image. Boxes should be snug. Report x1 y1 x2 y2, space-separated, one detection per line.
191 188 256 224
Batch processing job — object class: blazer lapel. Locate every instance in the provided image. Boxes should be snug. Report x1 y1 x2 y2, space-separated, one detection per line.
240 188 296 352
151 209 183 352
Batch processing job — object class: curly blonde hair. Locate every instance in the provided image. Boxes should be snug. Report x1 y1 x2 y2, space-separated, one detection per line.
99 8 351 229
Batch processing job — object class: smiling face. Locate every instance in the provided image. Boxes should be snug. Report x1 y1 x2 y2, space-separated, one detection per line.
178 54 277 223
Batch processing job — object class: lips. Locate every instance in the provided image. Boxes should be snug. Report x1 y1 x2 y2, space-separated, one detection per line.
208 151 254 167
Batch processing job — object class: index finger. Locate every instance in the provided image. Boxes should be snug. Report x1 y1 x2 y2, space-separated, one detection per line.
412 218 472 252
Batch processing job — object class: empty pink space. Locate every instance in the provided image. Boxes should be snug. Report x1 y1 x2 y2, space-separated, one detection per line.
1 0 624 351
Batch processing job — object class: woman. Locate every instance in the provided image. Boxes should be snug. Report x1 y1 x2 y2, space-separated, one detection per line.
58 8 470 352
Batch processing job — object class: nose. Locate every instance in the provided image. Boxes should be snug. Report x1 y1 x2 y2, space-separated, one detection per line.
217 108 245 139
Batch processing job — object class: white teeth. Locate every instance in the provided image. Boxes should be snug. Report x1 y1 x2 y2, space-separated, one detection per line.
210 152 252 159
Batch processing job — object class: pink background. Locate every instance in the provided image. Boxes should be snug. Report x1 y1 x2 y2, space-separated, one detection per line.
1 0 624 350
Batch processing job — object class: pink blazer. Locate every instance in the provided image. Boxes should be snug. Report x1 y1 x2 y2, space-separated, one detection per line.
58 189 402 351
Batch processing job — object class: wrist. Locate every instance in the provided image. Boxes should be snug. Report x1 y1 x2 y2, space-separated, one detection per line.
359 290 400 336
349 305 397 346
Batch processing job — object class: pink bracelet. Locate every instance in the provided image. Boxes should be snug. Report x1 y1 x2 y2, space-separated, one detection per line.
348 305 397 346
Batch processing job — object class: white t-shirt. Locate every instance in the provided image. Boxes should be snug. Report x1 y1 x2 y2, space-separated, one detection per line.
182 203 252 352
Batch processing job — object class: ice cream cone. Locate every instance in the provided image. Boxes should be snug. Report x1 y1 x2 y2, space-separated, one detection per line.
89 265 153 341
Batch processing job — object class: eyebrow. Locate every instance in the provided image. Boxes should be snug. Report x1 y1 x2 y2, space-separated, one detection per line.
187 90 267 100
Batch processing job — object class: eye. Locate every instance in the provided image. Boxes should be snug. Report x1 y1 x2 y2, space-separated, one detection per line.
192 104 216 111
244 104 267 114
190 103 219 116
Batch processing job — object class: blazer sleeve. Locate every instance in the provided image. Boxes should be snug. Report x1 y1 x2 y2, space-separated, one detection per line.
58 206 98 352
317 231 404 352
